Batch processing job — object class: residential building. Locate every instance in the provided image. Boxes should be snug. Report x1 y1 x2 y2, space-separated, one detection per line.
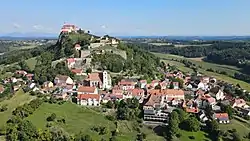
86 71 112 89
77 86 98 95
213 113 230 124
74 44 81 51
183 100 199 113
43 81 54 88
26 73 34 80
15 70 27 76
0 85 4 93
173 82 179 89
118 79 137 91
126 88 145 103
54 75 73 86
215 89 225 100
139 80 147 89
231 98 246 108
66 58 76 69
77 94 101 106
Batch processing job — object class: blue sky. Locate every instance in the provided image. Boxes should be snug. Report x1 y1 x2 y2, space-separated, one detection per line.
0 0 250 36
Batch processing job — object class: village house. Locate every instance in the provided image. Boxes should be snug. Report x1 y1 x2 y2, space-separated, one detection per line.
53 87 69 100
160 81 168 90
43 81 54 88
74 44 81 51
143 94 168 122
54 75 73 86
26 73 34 81
147 89 185 106
71 69 83 76
198 111 209 122
173 82 179 89
139 80 147 89
118 79 137 91
0 85 4 93
126 88 145 103
66 58 76 69
77 94 101 106
238 108 250 116
213 113 230 124
231 98 246 108
77 86 98 95
183 100 199 113
150 80 160 88
15 70 27 76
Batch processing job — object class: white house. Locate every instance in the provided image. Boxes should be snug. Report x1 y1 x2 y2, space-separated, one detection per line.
216 89 225 100
77 94 101 106
87 71 112 90
54 75 73 85
139 80 147 89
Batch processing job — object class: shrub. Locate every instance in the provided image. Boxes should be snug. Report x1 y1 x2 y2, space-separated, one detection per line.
176 134 182 138
46 113 57 121
106 115 116 121
0 104 8 112
189 136 195 139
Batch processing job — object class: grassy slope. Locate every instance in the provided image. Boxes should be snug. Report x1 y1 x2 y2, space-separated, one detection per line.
25 57 37 71
0 89 35 127
27 102 164 141
154 53 250 91
177 130 211 141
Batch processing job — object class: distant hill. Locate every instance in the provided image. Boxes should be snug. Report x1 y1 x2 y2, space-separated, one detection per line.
0 32 57 40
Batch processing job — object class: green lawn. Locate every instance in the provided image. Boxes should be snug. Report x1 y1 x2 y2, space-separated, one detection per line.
154 52 250 91
27 102 163 141
25 57 37 71
0 89 35 127
219 119 250 139
176 130 211 141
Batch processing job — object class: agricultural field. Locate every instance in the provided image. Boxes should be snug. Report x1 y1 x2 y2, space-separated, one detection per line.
0 89 35 127
154 52 250 91
27 102 164 141
9 45 38 51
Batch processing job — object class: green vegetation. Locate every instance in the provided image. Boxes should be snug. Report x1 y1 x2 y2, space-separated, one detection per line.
25 57 37 71
0 89 35 127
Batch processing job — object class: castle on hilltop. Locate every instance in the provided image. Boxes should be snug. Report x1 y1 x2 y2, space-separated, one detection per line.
60 23 89 34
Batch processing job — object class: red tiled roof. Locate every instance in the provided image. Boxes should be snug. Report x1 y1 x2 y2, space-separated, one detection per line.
186 108 199 113
148 89 184 96
77 94 100 100
78 86 96 93
71 69 82 74
112 89 123 95
231 98 246 105
88 73 102 81
145 94 163 106
127 88 144 96
214 113 229 120
119 80 135 86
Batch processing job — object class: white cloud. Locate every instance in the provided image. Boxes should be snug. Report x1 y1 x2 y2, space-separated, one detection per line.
13 23 21 29
33 25 43 30
101 25 107 29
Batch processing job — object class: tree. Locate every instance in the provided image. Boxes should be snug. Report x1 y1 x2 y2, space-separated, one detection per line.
47 113 57 121
174 109 186 123
168 111 180 138
182 117 200 132
106 100 113 109
86 68 92 74
155 84 161 89
169 83 174 89
207 120 219 132
221 104 233 119
232 132 242 141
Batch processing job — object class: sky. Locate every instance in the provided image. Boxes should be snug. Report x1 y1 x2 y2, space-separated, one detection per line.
0 0 250 36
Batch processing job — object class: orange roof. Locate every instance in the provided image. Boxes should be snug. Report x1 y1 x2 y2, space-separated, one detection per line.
119 79 135 86
145 94 163 106
77 94 100 100
78 86 96 93
214 113 229 119
75 44 81 47
148 89 184 96
127 88 144 96
140 80 147 83
88 73 102 81
112 89 123 95
71 69 82 74
186 108 199 113
231 98 246 105
67 58 75 63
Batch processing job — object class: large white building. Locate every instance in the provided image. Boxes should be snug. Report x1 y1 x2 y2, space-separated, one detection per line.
87 71 112 90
